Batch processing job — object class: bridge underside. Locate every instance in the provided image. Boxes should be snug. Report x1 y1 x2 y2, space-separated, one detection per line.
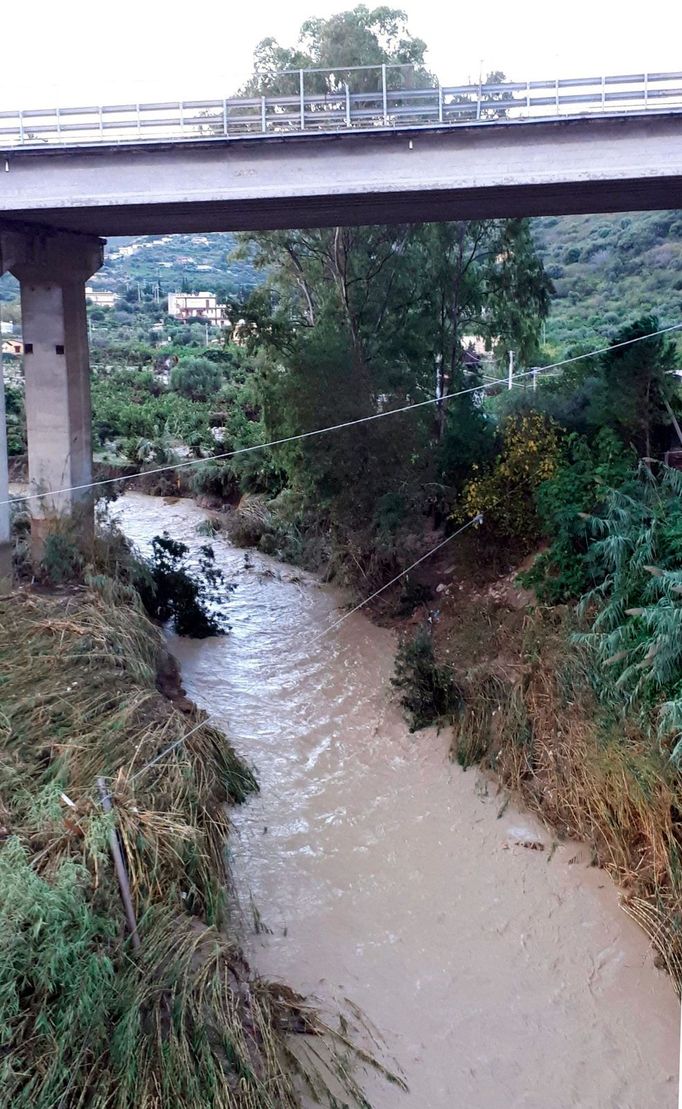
4 176 682 237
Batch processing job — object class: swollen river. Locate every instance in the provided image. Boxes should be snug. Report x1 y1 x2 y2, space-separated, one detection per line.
116 493 679 1109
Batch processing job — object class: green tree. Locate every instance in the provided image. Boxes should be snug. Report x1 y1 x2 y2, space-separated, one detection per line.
170 356 223 401
231 211 550 567
242 5 433 96
585 315 678 457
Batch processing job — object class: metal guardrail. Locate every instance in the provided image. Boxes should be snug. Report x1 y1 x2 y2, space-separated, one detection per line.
1 65 682 149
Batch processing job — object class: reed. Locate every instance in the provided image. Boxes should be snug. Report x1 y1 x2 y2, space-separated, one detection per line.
0 584 402 1106
450 609 682 993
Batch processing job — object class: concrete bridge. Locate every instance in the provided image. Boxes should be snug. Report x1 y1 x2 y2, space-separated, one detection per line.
2 66 682 586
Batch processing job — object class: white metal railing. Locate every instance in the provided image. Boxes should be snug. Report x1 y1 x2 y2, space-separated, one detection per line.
1 66 681 149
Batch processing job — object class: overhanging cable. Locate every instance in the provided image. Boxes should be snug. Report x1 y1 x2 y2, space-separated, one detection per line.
130 513 483 782
4 320 681 510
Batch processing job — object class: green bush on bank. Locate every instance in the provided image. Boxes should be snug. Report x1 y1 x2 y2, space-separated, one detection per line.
521 429 635 602
392 626 463 732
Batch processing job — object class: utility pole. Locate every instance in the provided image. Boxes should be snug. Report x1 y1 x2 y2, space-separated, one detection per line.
435 352 445 440
508 349 515 390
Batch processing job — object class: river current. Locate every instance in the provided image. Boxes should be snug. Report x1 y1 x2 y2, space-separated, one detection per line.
116 492 679 1109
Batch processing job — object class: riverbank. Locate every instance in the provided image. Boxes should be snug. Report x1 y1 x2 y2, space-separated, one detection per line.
375 530 682 991
114 492 679 1108
0 578 389 1107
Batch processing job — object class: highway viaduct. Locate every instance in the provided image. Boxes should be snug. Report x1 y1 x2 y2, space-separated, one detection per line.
2 91 682 586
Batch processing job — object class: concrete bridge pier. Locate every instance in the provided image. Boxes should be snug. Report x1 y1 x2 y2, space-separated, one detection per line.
1 227 103 562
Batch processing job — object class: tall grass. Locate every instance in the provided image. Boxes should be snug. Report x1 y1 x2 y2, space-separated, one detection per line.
0 584 403 1107
450 609 682 992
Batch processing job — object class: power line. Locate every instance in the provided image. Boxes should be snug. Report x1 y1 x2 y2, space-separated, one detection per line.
130 513 483 783
6 373 528 506
4 320 681 511
529 321 682 376
129 464 536 783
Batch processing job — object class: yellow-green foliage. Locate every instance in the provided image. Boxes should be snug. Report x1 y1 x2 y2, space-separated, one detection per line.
460 411 560 543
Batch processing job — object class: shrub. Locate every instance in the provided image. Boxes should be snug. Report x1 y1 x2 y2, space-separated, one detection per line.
460 411 561 546
189 459 239 501
576 464 682 759
392 626 462 732
170 356 222 401
135 533 233 638
39 530 85 585
396 575 434 616
521 429 635 602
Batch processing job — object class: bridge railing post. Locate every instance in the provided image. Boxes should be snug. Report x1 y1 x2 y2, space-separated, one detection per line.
438 85 443 123
223 98 228 135
261 96 267 133
299 69 305 131
555 78 559 113
345 83 351 127
382 63 388 124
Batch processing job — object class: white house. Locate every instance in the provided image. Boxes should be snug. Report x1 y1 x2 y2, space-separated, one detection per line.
167 292 230 328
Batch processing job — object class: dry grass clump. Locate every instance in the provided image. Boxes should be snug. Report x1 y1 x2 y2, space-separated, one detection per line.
0 584 402 1107
450 608 682 993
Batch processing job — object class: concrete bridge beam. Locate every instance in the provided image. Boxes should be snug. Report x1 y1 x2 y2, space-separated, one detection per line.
1 228 103 560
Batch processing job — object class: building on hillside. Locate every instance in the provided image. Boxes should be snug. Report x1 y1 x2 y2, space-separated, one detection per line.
167 292 230 328
110 244 140 259
85 287 118 308
1 338 23 356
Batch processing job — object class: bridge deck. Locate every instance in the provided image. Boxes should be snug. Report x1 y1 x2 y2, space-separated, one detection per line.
2 110 682 236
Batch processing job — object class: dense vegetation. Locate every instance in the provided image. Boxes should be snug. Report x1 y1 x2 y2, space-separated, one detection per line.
533 211 682 351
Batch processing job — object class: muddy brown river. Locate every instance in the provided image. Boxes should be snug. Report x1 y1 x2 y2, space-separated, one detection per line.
116 492 679 1109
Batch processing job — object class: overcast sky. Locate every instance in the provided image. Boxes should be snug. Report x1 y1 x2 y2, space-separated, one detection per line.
1 0 681 110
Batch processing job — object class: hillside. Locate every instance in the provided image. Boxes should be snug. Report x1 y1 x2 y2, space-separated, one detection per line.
532 209 682 351
94 232 259 298
0 232 258 307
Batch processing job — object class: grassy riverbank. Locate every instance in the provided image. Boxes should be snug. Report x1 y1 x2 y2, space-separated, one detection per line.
389 538 682 993
0 580 394 1107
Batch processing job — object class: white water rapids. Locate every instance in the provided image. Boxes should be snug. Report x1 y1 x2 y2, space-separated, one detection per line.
116 492 679 1109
